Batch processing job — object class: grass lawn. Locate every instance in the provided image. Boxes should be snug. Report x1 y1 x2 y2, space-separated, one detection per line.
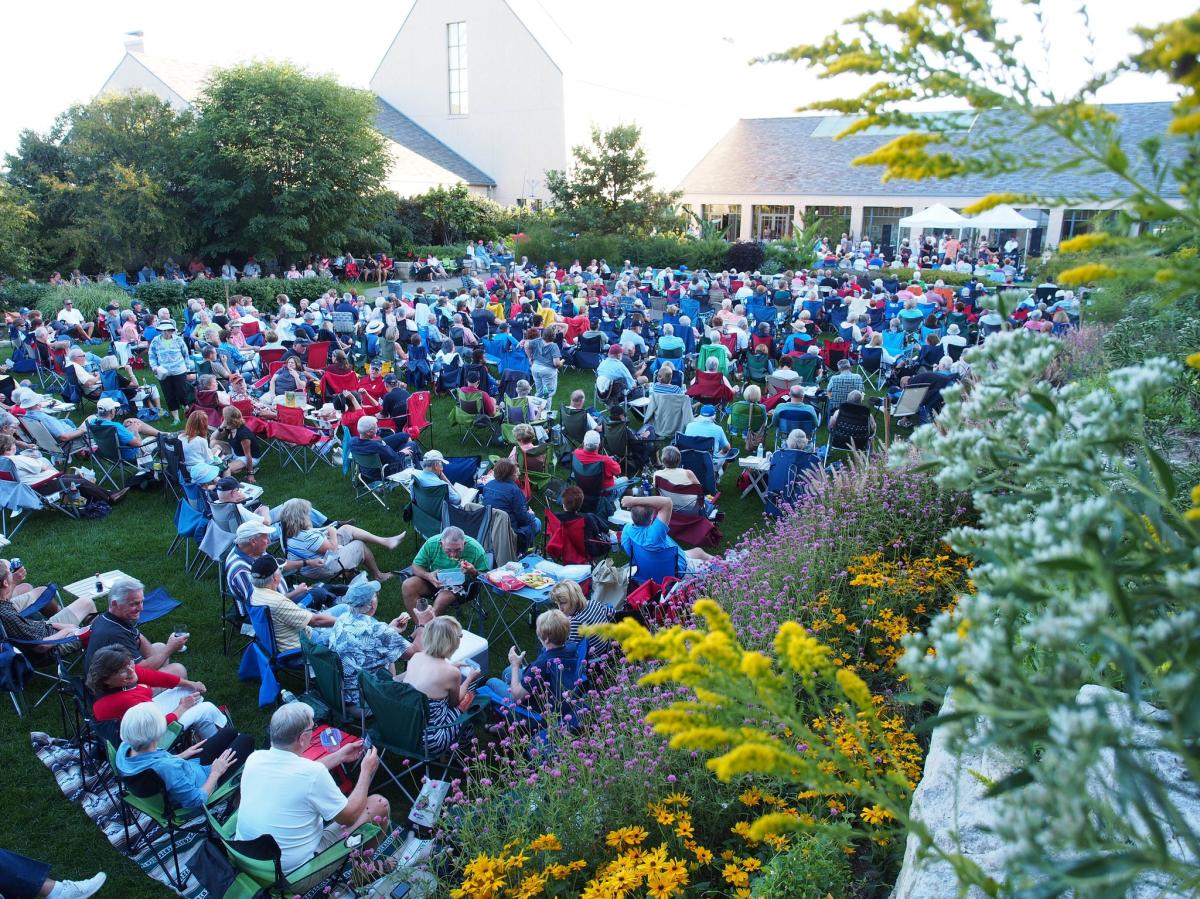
0 354 868 897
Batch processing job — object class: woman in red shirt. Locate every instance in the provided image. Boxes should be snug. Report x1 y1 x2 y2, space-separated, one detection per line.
87 646 227 737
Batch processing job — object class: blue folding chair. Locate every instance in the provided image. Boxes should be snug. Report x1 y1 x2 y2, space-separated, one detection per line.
628 544 684 586
765 449 821 517
774 408 820 446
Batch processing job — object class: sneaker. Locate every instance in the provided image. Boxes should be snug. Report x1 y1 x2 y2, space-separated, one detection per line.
55 872 107 899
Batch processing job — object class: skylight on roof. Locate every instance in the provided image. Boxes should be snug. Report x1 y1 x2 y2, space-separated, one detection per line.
809 112 976 138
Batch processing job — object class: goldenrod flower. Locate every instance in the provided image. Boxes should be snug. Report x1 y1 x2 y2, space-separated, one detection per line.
1057 263 1117 286
1058 232 1109 253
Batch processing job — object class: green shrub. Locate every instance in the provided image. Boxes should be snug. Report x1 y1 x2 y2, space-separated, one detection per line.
681 237 731 271
400 244 468 261
726 240 766 272
132 281 186 308
179 277 339 308
752 833 853 899
515 224 729 271
0 282 55 313
34 284 131 321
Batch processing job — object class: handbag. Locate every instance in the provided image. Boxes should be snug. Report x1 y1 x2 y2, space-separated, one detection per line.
590 558 629 608
745 424 766 454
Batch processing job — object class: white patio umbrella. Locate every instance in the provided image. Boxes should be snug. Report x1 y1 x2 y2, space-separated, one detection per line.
898 204 972 260
897 203 972 229
967 204 1039 266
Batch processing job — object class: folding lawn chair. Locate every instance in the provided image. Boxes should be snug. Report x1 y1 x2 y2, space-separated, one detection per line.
357 671 488 804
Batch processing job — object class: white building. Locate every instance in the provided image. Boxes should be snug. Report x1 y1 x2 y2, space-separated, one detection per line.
98 2 736 206
98 32 496 199
678 105 1185 251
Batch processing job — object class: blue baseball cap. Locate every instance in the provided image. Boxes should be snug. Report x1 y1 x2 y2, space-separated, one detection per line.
699 404 717 417
344 579 381 608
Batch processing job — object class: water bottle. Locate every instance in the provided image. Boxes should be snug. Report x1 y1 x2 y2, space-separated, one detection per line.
642 476 651 495
94 572 104 595
756 442 765 460
280 689 298 704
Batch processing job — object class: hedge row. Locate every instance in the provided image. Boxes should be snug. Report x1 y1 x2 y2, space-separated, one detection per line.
133 276 340 309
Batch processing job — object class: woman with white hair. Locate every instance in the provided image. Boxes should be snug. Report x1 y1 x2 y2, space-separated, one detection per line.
279 498 404 583
114 702 252 809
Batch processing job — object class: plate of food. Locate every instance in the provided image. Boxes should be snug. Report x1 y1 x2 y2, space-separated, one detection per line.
517 571 554 590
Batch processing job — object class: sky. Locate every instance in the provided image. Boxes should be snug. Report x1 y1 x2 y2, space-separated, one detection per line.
0 0 1190 183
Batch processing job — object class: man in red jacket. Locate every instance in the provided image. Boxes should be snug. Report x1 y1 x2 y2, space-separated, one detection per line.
572 430 621 489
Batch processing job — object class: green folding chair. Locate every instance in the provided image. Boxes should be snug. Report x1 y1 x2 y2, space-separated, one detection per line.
408 479 449 545
357 671 489 805
106 733 239 890
349 446 405 509
299 632 359 729
206 806 380 898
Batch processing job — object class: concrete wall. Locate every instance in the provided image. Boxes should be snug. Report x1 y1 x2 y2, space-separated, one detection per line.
371 0 567 206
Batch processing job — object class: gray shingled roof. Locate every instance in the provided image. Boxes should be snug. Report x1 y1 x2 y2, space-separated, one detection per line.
374 99 495 187
678 103 1183 199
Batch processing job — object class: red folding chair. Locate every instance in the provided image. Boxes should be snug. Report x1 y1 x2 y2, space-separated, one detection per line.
275 405 305 427
240 319 261 341
258 347 285 369
686 371 734 405
821 339 852 368
251 360 285 392
544 508 590 565
305 341 331 371
264 419 324 472
406 391 432 442
320 369 360 400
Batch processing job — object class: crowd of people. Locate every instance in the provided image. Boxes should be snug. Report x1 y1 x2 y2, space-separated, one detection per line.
0 241 1081 898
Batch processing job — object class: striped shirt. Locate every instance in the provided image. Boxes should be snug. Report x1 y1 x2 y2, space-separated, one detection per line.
569 599 614 654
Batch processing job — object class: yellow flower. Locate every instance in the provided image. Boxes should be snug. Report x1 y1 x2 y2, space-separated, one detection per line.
962 193 1025 214
741 857 763 872
527 833 561 853
508 870 548 898
861 804 895 825
722 862 751 887
605 826 649 848
662 791 690 807
738 787 763 807
1187 353 1200 371
673 814 695 840
691 844 714 864
836 668 874 711
1057 263 1117 286
1057 232 1109 253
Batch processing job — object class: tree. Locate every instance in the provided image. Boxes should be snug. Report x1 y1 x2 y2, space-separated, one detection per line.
545 124 682 235
187 62 389 260
3 92 195 272
0 183 37 278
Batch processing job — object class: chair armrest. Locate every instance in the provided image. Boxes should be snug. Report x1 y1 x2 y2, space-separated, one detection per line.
285 822 381 883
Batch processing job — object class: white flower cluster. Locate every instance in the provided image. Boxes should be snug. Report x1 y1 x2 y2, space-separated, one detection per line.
892 330 1199 893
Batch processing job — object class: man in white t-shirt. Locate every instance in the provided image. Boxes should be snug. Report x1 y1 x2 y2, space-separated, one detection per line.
56 298 93 341
235 703 388 885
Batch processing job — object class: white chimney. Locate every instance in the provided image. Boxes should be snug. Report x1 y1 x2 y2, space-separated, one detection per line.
124 31 145 54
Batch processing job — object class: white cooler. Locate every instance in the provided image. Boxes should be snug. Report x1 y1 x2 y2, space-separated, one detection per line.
451 629 489 674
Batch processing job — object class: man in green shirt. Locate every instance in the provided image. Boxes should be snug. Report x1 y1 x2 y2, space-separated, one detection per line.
401 526 488 615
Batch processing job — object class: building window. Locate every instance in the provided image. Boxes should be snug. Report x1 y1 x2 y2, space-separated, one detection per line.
862 206 912 253
701 204 743 239
803 205 851 242
1060 208 1115 241
447 22 468 116
752 205 794 241
516 198 544 211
